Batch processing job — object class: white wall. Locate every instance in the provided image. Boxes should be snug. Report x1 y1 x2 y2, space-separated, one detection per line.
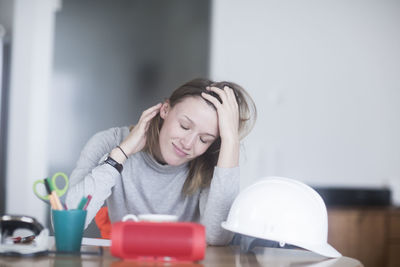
6 0 60 223
210 0 400 204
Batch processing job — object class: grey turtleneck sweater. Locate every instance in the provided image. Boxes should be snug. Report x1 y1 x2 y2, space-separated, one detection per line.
65 126 239 245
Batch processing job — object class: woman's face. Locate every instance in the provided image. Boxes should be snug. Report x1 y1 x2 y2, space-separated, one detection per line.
157 96 219 166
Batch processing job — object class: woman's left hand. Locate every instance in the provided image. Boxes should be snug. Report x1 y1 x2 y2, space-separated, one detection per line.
201 86 240 167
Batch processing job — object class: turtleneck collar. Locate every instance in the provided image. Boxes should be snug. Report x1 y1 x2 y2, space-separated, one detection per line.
139 151 188 174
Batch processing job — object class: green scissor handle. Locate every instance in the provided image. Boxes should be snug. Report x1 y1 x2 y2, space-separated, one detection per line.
33 172 69 201
33 179 49 201
50 172 69 197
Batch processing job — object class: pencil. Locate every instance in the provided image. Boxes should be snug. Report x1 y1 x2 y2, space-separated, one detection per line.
46 178 63 210
44 178 58 210
83 195 92 210
77 196 88 210
52 191 63 210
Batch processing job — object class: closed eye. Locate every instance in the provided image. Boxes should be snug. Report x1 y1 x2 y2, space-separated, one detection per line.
180 124 189 130
200 137 213 144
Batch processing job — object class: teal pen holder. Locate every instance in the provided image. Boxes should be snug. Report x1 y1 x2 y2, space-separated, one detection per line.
52 209 87 252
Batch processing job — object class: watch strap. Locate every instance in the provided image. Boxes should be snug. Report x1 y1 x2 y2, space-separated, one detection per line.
104 156 123 173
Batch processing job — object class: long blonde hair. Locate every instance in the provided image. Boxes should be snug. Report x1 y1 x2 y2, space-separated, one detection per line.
144 78 257 195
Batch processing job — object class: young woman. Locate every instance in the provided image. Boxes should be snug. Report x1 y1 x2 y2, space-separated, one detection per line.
66 78 257 245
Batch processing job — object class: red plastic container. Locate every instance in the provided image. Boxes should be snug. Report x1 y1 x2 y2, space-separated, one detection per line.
110 221 205 262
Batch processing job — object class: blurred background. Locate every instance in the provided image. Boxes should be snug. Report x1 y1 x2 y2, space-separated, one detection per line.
0 0 400 264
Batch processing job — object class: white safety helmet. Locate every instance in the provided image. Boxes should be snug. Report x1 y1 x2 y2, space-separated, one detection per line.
222 177 341 258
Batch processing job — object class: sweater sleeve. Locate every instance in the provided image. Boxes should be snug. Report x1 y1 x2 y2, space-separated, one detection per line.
65 128 123 228
199 166 239 245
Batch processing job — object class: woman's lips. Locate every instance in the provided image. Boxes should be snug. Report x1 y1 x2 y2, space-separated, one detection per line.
172 143 188 157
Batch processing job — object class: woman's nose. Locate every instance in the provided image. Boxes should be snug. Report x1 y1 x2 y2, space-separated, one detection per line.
181 133 196 149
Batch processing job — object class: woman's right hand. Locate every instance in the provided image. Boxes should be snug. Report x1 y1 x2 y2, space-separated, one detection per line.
110 103 161 163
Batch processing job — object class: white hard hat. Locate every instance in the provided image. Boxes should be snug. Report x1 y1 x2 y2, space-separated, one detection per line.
222 177 341 258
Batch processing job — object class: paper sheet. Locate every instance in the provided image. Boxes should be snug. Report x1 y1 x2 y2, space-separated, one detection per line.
81 237 111 247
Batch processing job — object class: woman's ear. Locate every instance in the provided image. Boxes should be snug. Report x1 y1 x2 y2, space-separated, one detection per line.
160 101 170 119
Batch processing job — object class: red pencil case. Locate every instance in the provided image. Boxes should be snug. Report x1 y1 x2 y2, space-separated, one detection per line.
110 221 206 262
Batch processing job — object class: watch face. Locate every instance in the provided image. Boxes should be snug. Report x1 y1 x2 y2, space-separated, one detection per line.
100 153 109 164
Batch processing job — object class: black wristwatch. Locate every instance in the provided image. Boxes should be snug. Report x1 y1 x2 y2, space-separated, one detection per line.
104 156 123 173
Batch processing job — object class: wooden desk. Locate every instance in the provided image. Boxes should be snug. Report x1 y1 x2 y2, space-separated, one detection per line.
328 207 400 267
0 246 363 267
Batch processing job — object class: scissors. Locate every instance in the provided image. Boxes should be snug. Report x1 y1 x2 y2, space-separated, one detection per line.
32 172 69 202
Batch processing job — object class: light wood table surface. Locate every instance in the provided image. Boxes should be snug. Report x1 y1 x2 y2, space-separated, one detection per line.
0 245 363 267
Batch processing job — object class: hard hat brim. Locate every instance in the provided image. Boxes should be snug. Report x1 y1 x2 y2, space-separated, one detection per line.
222 222 342 258
301 242 342 259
